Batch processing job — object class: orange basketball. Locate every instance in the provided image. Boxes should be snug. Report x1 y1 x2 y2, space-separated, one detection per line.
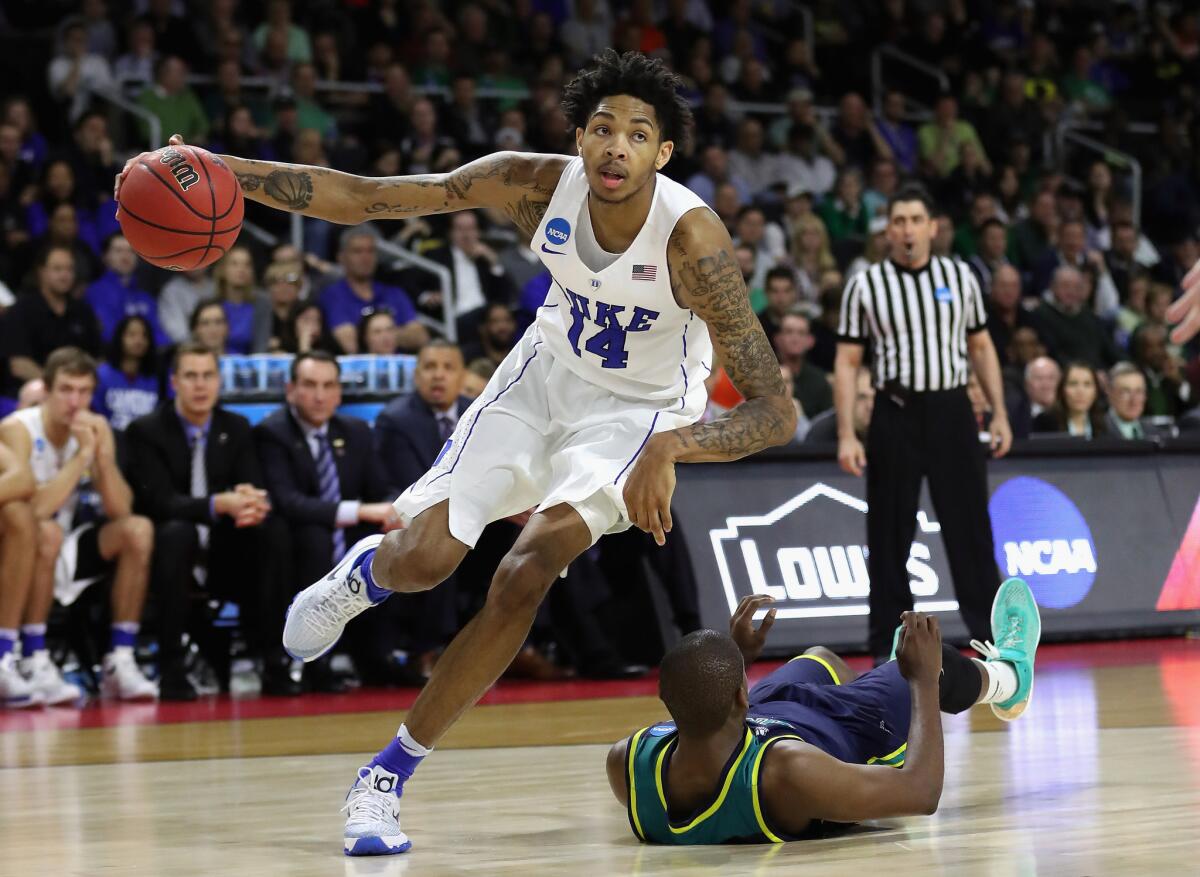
117 144 244 271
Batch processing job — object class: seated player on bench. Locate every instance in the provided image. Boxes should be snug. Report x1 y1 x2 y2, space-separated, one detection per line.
606 577 1040 844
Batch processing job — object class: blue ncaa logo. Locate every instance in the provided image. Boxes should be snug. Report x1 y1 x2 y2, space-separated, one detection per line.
545 217 571 245
989 476 1097 609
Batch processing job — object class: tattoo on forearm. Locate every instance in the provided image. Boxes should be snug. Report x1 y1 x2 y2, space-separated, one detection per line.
235 172 261 192
364 202 427 215
668 225 792 458
236 169 314 210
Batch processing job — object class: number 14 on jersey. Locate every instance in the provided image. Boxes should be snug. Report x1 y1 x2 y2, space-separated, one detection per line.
562 288 660 370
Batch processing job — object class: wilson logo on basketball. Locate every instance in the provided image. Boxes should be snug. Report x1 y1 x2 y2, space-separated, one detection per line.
158 147 200 191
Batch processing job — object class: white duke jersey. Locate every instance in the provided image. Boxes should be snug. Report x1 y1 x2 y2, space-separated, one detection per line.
10 406 82 531
531 156 714 406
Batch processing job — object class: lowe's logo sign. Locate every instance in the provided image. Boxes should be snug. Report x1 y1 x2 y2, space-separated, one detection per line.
709 483 958 619
989 476 1097 609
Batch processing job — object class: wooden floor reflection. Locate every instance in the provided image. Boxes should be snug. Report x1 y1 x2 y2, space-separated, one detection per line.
2 639 1199 876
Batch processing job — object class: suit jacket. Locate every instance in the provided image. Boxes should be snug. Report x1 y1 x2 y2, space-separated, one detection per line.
254 407 387 526
417 245 517 312
125 404 263 523
1104 409 1172 440
374 393 472 498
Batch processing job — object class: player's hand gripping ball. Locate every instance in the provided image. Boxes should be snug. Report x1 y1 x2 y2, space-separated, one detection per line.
116 142 243 271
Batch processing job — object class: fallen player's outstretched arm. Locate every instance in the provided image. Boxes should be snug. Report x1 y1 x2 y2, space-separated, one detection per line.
119 138 567 238
664 209 797 461
762 613 946 824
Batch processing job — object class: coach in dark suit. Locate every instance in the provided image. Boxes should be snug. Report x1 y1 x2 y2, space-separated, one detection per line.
375 345 473 497
372 339 470 679
126 342 286 701
255 351 399 689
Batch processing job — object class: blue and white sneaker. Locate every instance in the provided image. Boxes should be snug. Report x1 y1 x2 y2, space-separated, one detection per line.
971 577 1042 722
283 534 385 662
0 652 41 709
342 765 412 856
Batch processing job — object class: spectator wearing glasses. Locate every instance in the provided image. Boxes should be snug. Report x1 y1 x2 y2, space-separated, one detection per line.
1105 362 1152 439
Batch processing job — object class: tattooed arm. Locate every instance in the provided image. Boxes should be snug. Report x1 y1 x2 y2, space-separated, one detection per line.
117 136 568 237
621 208 796 545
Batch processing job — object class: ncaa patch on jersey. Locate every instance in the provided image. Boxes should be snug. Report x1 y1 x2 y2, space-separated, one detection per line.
934 286 952 303
545 217 571 245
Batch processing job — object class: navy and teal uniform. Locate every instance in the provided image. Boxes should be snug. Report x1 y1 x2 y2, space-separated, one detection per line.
625 655 912 844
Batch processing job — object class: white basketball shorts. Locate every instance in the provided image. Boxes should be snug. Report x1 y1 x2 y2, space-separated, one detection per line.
393 327 703 547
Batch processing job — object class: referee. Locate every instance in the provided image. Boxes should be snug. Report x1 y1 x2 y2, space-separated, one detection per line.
834 183 1012 663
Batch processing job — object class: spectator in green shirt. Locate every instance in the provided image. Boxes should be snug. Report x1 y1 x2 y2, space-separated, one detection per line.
252 0 312 64
816 168 870 242
918 94 991 179
1061 46 1112 115
290 63 336 139
136 56 208 144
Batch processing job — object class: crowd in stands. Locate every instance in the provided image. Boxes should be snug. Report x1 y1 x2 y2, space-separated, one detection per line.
0 0 1199 702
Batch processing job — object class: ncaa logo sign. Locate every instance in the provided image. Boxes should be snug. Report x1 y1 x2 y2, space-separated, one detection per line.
545 217 571 245
989 476 1097 609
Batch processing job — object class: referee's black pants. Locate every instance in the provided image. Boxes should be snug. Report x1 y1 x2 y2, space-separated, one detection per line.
865 387 999 658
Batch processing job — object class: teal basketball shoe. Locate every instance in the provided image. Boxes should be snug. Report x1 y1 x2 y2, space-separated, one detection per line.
971 577 1041 721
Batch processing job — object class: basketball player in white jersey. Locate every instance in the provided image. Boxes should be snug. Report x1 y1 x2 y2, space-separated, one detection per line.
0 440 37 707
0 346 159 703
117 50 796 854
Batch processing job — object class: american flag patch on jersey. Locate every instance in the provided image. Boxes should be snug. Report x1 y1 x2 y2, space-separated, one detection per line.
632 264 657 281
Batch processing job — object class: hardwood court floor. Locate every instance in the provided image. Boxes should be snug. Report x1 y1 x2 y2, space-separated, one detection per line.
3 639 1200 876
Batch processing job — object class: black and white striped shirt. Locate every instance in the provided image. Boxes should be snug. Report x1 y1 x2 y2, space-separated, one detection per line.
837 257 987 391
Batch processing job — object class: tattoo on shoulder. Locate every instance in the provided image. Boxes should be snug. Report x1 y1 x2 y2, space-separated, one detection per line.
505 195 549 239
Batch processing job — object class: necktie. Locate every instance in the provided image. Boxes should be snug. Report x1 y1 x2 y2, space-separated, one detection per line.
316 432 346 564
190 431 209 549
437 414 454 444
189 430 209 585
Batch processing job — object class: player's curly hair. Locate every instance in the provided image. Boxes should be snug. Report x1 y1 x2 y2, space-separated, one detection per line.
561 49 694 150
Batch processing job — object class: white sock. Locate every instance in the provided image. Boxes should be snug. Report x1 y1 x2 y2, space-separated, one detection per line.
973 658 1019 703
397 723 433 757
